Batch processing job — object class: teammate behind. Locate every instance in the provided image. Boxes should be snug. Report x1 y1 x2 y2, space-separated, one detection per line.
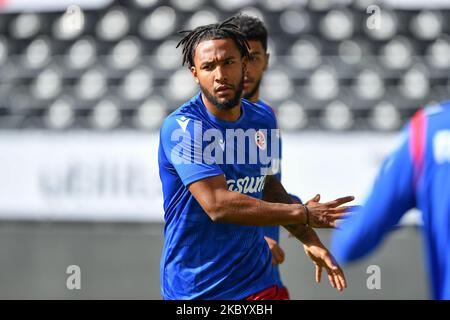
232 14 345 297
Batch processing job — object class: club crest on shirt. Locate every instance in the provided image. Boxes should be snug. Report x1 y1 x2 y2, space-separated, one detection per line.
255 130 267 150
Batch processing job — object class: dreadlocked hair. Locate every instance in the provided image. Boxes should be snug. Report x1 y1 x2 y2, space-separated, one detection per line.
176 17 250 68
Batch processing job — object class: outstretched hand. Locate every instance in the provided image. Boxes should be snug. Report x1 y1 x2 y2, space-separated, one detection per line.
303 241 347 292
304 194 354 228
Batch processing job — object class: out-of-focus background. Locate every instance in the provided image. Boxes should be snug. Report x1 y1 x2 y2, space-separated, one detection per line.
1 0 448 299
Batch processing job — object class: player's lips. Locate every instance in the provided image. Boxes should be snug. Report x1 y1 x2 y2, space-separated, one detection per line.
215 85 233 95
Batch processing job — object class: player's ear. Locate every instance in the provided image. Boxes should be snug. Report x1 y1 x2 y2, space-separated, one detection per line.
190 66 199 84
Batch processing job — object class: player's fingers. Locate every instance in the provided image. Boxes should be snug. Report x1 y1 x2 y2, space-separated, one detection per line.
324 255 347 291
272 254 281 265
312 207 350 219
327 272 336 288
324 196 354 208
272 247 284 264
321 210 351 221
315 265 322 283
335 205 359 212
346 205 363 212
337 270 347 289
328 206 355 215
334 273 343 291
328 264 346 292
322 253 339 272
322 213 346 221
323 257 342 291
306 194 321 204
327 267 343 291
275 248 285 264
278 247 285 263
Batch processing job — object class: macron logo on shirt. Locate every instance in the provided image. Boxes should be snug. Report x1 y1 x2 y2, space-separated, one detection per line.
176 116 190 132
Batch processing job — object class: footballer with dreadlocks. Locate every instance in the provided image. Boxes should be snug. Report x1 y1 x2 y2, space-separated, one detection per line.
158 17 352 300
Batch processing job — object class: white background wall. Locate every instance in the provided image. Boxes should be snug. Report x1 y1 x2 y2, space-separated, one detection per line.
0 130 421 223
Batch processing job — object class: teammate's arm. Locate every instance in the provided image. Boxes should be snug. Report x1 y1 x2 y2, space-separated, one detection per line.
263 175 347 291
187 174 353 227
332 128 417 263
262 175 317 239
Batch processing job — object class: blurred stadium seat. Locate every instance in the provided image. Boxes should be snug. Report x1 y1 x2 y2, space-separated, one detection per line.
0 0 449 132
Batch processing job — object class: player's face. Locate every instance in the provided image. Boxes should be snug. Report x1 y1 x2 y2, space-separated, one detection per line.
191 38 247 110
243 40 268 102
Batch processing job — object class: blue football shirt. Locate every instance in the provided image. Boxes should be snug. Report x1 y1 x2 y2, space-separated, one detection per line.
158 92 280 299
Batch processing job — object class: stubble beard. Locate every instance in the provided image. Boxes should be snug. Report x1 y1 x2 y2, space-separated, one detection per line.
242 77 262 101
200 76 244 111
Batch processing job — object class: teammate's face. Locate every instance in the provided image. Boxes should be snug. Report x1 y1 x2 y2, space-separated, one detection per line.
191 38 247 111
243 40 269 102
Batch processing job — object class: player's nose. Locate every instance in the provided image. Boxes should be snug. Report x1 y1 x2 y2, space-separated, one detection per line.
215 66 227 83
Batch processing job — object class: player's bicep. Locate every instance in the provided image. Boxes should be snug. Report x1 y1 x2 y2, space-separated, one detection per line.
188 174 229 220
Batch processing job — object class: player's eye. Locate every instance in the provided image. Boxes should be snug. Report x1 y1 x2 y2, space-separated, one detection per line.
202 64 213 71
225 59 234 65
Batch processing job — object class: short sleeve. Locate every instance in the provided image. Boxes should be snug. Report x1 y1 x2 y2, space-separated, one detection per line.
160 115 224 187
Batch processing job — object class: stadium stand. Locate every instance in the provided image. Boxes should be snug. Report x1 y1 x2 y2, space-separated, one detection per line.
0 0 449 131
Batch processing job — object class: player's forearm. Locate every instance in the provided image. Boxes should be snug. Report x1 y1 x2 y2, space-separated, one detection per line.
262 175 319 244
284 223 321 245
211 190 307 226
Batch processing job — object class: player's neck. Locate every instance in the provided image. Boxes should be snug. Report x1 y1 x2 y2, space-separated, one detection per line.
248 95 259 103
201 95 242 122
246 90 260 103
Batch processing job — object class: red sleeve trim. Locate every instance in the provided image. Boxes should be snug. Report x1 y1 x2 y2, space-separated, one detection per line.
409 109 427 189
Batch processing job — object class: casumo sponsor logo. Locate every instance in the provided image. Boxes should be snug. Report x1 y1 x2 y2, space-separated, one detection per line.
227 176 266 194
